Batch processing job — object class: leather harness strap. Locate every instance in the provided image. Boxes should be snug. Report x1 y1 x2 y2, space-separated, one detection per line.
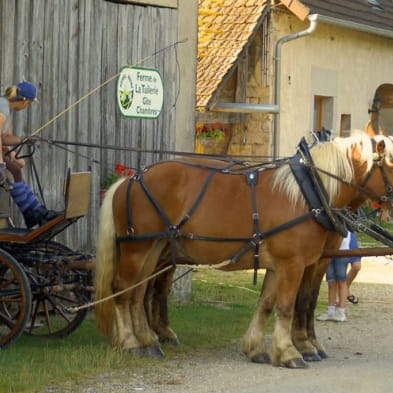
116 161 319 284
118 163 231 266
290 137 348 237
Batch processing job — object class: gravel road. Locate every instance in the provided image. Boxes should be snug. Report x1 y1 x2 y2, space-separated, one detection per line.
46 257 393 393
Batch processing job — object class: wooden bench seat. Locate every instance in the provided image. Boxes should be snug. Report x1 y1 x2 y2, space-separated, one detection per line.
0 171 91 244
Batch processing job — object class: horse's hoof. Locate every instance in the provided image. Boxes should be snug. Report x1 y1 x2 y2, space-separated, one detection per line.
250 353 271 364
283 358 309 369
129 347 145 357
317 350 328 359
128 346 165 358
160 337 181 345
143 346 165 358
302 352 322 362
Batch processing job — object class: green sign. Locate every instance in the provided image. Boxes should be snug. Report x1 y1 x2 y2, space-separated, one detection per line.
117 66 164 119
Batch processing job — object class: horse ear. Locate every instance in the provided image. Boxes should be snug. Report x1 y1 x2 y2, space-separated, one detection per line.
376 140 386 155
365 121 376 137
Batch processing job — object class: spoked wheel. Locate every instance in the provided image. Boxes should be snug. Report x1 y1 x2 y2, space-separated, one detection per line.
0 249 32 348
6 241 93 338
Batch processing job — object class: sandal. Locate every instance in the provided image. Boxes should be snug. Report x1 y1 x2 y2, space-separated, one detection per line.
347 295 359 304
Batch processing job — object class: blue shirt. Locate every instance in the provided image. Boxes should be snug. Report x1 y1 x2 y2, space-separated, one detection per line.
0 97 11 133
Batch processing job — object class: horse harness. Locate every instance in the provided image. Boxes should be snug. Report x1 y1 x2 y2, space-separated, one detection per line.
289 137 348 237
116 137 393 284
360 138 393 205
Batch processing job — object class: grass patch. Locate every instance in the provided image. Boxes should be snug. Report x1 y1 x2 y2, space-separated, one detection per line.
1 270 269 393
0 268 330 392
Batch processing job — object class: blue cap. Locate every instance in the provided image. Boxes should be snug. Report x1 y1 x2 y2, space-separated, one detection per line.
17 81 38 101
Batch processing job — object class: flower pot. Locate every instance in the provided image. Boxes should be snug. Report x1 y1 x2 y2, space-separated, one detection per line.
199 138 229 155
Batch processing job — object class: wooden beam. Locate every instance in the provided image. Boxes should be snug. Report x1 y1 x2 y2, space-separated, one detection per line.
235 54 248 103
279 0 310 21
105 0 178 9
322 248 393 258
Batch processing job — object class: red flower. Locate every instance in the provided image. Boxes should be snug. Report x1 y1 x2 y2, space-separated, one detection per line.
116 164 134 176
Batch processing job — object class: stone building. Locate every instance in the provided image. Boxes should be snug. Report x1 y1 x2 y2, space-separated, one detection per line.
196 0 393 158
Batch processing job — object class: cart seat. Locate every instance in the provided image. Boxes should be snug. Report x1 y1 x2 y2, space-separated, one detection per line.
0 171 91 243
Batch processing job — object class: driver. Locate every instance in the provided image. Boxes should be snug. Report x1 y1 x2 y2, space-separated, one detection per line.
0 81 60 228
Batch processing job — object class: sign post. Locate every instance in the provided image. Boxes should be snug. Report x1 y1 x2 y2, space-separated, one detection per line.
117 66 164 119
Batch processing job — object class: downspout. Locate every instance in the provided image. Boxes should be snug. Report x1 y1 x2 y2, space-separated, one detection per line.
273 13 318 159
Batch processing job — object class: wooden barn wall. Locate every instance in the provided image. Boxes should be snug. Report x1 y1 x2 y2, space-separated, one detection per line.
0 0 178 252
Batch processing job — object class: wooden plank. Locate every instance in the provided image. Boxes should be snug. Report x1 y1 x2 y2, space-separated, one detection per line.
280 0 310 21
106 0 178 9
235 54 248 103
65 172 92 218
322 248 393 258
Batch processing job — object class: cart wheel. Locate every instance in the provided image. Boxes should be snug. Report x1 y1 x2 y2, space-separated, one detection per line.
0 249 32 348
23 241 92 338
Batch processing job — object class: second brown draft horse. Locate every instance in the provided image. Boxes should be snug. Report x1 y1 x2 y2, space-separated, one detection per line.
95 132 393 368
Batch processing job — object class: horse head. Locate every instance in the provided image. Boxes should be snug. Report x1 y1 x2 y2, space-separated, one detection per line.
360 134 393 209
331 132 393 209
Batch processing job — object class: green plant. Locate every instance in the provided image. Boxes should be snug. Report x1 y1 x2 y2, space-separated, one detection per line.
100 172 122 189
196 121 229 140
100 163 134 189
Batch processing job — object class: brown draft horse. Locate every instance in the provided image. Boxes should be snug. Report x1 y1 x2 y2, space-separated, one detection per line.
95 132 393 368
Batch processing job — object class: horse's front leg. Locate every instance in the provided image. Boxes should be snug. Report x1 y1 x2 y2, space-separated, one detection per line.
292 263 322 362
272 258 307 368
242 269 276 364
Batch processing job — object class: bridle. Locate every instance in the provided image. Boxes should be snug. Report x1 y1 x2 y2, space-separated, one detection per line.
360 138 393 206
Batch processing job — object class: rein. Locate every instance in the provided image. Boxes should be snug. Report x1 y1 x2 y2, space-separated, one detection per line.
308 151 393 206
65 264 174 313
44 138 393 205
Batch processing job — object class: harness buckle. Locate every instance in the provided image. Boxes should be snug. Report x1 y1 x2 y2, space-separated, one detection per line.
312 208 321 217
169 225 179 239
252 232 263 242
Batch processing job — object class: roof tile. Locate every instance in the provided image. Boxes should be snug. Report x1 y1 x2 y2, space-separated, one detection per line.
197 0 393 111
197 0 267 109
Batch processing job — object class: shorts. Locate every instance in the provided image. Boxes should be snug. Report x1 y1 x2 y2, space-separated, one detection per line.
326 257 350 282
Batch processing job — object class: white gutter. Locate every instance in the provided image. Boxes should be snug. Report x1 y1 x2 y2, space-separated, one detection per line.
315 14 393 40
273 13 319 159
212 102 279 114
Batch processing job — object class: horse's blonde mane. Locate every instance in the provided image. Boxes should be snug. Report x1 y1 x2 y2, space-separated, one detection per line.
273 132 376 208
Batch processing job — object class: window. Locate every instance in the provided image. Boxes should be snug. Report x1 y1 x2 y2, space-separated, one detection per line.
340 114 351 137
313 95 334 132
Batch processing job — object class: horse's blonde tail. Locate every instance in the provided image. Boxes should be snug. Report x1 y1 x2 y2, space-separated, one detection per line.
95 178 127 336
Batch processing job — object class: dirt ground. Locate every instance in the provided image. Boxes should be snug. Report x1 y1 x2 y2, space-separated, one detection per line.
47 256 393 393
